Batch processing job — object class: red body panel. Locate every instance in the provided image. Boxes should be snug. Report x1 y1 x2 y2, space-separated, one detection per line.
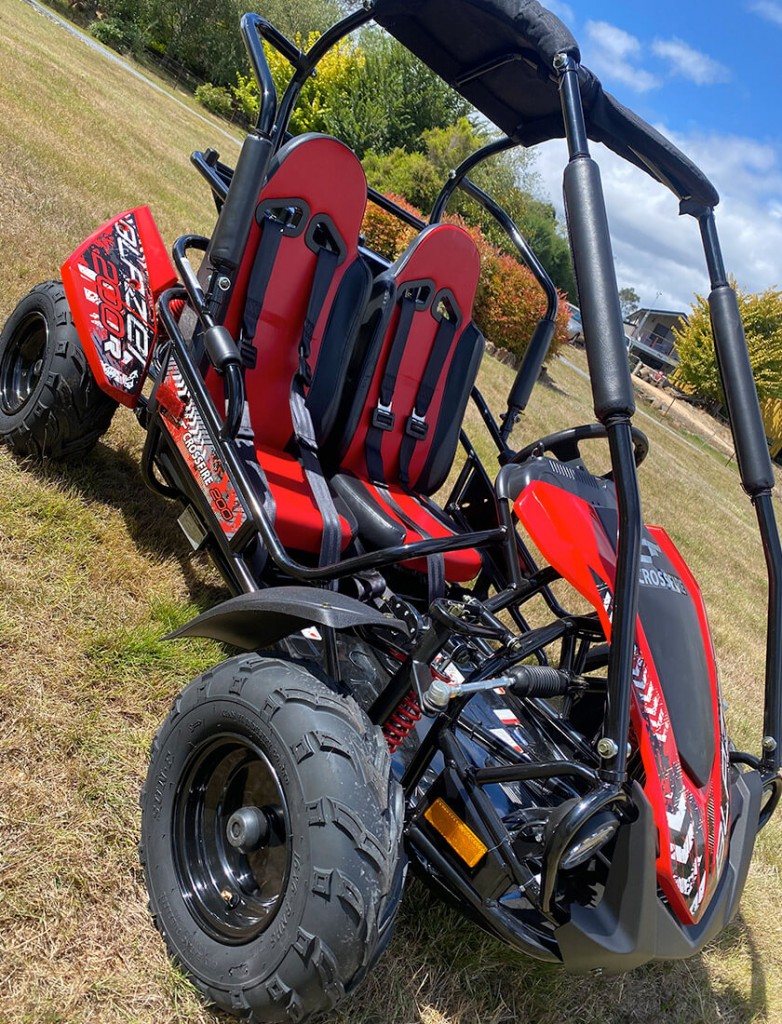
515 479 729 924
61 207 177 407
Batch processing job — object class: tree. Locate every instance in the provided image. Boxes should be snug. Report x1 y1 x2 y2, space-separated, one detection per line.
673 282 782 406
619 286 640 319
335 31 471 157
235 31 366 134
364 119 576 296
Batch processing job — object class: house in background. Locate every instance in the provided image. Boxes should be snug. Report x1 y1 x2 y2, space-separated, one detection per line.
625 307 688 372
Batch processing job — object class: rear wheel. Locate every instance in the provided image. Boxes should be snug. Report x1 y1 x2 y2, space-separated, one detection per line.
0 280 117 459
140 654 404 1022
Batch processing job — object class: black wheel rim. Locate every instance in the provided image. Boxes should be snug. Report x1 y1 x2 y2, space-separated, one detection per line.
0 311 48 415
173 734 291 945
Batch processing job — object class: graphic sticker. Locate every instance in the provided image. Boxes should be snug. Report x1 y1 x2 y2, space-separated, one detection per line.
159 358 248 540
597 580 728 922
61 207 176 406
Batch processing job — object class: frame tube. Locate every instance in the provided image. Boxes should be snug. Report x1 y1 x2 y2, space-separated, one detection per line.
696 212 782 770
556 53 642 780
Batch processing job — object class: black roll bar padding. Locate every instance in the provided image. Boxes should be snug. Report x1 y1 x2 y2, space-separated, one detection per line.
556 56 641 783
562 156 634 422
557 53 634 424
206 14 283 272
694 211 782 770
707 285 775 494
505 317 557 419
207 133 275 274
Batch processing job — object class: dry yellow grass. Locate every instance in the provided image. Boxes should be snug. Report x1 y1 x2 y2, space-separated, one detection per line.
1 1 782 1022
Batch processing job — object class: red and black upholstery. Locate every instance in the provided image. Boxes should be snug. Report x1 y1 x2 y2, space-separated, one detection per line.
329 223 485 582
208 134 372 556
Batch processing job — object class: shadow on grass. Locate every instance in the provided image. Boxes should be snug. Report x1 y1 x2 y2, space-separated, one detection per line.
335 885 768 1024
24 437 227 611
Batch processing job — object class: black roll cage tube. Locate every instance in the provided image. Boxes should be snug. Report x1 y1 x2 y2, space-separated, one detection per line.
176 4 782 792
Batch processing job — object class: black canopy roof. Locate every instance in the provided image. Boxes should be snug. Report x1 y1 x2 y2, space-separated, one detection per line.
372 0 719 209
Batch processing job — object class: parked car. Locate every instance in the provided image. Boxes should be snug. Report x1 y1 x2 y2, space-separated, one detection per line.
566 302 582 341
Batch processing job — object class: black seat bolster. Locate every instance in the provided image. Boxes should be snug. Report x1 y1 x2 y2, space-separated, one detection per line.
331 472 406 550
307 256 373 443
414 320 484 494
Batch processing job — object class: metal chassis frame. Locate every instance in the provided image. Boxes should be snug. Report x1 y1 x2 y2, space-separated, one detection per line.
141 4 782 945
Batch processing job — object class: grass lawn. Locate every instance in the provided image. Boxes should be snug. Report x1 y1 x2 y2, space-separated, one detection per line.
1 1 782 1022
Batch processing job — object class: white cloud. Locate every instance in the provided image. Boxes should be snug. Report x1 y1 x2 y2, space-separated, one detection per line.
749 0 782 26
532 130 782 310
543 1 575 24
651 38 731 85
583 21 661 92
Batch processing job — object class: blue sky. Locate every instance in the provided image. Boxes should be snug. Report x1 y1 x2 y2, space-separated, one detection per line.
531 1 782 310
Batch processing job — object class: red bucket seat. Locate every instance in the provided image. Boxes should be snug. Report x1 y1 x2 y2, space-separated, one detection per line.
210 133 372 557
329 222 485 584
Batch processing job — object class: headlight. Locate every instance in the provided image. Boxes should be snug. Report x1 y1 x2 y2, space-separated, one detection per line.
560 810 620 870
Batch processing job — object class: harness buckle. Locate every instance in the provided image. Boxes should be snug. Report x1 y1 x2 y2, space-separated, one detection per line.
372 399 395 431
405 409 428 440
297 353 313 387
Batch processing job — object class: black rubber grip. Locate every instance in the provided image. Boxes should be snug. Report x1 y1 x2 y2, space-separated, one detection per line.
209 133 274 271
204 325 240 371
508 664 570 698
709 284 774 494
563 158 635 422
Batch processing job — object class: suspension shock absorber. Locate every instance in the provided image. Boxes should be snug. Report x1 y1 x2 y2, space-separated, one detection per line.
383 689 423 753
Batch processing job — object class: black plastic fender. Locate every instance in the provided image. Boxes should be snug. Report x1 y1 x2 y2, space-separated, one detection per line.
165 585 409 649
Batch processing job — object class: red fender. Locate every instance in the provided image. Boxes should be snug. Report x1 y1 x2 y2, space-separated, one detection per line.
515 475 730 925
61 207 177 407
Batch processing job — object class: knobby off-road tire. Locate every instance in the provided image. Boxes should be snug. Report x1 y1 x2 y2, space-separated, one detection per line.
140 655 405 1023
0 280 117 459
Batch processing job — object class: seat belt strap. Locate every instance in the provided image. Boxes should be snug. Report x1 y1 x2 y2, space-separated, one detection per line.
289 245 343 569
240 214 286 367
397 314 457 488
365 293 417 484
374 482 445 605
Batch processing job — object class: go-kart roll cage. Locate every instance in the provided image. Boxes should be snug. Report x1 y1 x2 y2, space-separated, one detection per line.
155 0 782 811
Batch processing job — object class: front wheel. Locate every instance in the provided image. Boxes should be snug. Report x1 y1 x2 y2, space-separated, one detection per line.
140 655 405 1023
0 281 117 459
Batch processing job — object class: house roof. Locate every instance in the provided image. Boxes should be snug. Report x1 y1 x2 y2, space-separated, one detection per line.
626 307 688 323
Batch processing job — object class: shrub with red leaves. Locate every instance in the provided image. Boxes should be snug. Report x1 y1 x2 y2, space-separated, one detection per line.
361 194 419 262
